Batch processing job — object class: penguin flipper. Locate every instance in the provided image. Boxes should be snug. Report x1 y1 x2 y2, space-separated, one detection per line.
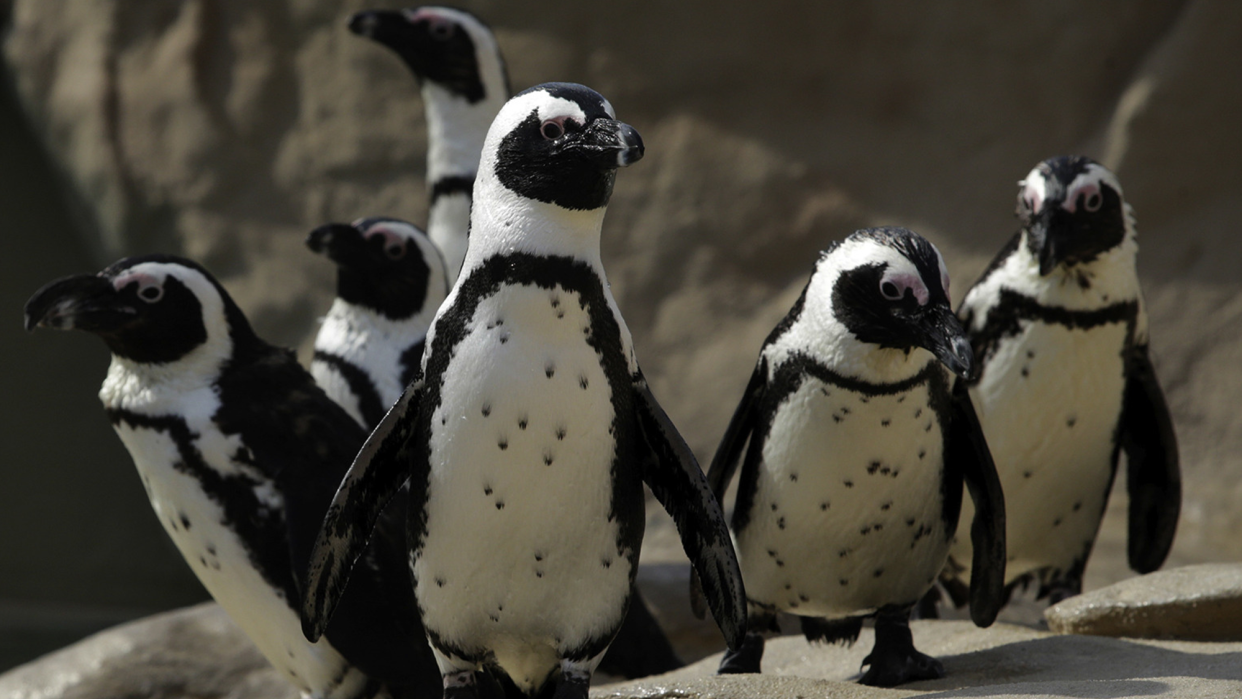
632 372 748 651
1119 344 1180 574
301 380 425 643
690 358 766 618
948 379 1006 627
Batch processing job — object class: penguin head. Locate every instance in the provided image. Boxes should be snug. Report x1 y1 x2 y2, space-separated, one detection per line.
24 255 256 368
810 227 973 379
348 5 506 104
1017 156 1129 276
480 82 644 213
307 217 448 321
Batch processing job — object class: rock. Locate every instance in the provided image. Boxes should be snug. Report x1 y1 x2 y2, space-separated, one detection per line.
598 620 1242 698
1045 563 1242 641
0 602 296 699
8 606 1242 699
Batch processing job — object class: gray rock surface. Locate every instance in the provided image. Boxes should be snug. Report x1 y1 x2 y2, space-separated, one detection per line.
3 0 1242 672
6 604 1241 699
0 603 296 699
1045 563 1242 641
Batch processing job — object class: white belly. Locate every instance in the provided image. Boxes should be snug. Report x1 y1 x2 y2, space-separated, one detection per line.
736 375 950 618
113 421 367 699
954 319 1128 583
414 283 633 690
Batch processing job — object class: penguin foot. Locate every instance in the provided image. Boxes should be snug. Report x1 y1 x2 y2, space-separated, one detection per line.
551 674 589 699
717 632 765 674
858 607 943 687
859 647 944 687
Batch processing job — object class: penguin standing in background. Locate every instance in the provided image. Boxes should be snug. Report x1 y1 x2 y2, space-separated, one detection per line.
300 83 747 699
349 5 510 281
701 228 1006 687
24 255 443 699
343 8 684 678
945 156 1179 604
307 216 449 430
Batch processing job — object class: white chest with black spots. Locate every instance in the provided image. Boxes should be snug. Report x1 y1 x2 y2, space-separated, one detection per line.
415 283 633 688
954 318 1129 583
736 375 949 618
105 391 364 699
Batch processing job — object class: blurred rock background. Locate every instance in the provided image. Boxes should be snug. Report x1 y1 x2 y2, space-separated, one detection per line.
1 0 1238 672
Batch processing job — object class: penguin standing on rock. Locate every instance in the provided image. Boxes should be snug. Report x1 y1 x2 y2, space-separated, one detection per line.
308 216 449 430
701 228 1006 687
24 255 443 699
945 156 1179 604
349 5 509 281
301 83 747 699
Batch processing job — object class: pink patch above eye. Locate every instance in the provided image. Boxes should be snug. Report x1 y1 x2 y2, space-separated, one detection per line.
112 271 160 293
1062 182 1100 213
366 227 406 254
883 272 929 306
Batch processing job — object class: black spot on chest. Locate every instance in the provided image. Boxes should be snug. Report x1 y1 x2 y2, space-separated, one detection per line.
413 253 644 560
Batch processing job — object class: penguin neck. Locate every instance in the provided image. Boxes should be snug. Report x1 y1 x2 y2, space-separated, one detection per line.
1013 220 1141 310
99 339 230 416
770 268 936 386
317 296 435 354
462 181 608 272
421 81 505 186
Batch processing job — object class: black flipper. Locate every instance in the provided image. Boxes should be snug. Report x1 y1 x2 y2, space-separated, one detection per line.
690 360 766 619
948 379 1006 627
1119 343 1180 574
301 380 425 643
633 373 748 651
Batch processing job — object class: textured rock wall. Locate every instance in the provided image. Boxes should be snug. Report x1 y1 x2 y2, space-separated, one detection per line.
2 0 1240 664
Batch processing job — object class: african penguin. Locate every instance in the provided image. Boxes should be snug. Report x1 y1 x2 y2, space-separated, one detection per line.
24 255 445 699
300 83 747 699
307 216 449 430
306 219 682 680
946 156 1179 604
701 228 1006 687
349 5 509 281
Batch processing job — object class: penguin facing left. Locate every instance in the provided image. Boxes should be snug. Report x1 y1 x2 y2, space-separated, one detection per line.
701 228 1006 686
300 83 747 699
348 5 510 281
307 216 449 430
24 255 443 699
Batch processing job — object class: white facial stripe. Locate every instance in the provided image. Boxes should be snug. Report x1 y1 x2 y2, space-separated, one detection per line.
537 96 587 128
937 251 951 297
112 270 163 294
1063 164 1121 213
1021 169 1047 214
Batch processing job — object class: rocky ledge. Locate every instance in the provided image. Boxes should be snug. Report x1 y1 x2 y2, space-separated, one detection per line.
4 565 1242 699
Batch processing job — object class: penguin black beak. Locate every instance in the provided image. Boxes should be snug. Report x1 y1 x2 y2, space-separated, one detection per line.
1033 206 1086 276
24 274 133 333
307 223 369 268
917 304 975 380
348 10 431 77
569 118 644 169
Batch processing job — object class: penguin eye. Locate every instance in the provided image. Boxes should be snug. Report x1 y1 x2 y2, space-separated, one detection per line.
880 281 902 301
385 242 407 260
428 19 453 40
541 120 565 140
138 284 164 303
1084 192 1102 212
